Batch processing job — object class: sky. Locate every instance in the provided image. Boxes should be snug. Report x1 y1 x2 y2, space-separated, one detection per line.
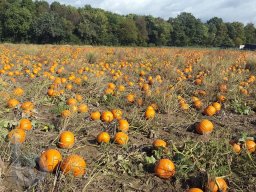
47 0 256 24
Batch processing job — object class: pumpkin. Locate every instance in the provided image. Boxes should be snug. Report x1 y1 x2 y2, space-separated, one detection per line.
127 93 135 103
7 98 19 108
112 109 123 120
203 105 216 116
58 131 75 149
145 107 155 119
114 132 128 145
78 104 88 113
75 94 83 102
90 111 101 120
61 110 72 118
101 111 114 123
207 177 228 192
66 98 77 106
193 100 202 109
153 139 167 149
13 87 24 97
8 128 26 144
19 119 32 131
21 101 34 111
97 132 111 143
154 159 175 179
245 140 256 153
38 149 62 172
118 119 129 132
196 119 214 135
217 95 226 103
212 102 221 111
61 154 86 177
108 83 116 90
231 143 241 154
137 98 143 106
186 188 203 192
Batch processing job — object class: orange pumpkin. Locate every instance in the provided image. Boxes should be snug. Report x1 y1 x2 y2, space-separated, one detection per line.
7 98 19 108
145 106 155 119
101 111 114 123
127 93 135 103
61 110 72 118
186 188 203 192
19 119 32 131
21 101 34 111
111 109 123 120
217 95 226 103
61 154 86 177
193 100 203 110
203 105 216 116
97 132 111 143
196 119 214 135
90 111 101 120
114 132 128 145
78 104 88 113
231 143 241 154
58 131 75 149
75 94 83 102
13 87 24 97
38 149 62 172
154 159 175 179
118 119 129 132
66 98 77 106
245 140 256 153
212 102 221 111
207 177 228 192
153 139 167 149
8 128 26 144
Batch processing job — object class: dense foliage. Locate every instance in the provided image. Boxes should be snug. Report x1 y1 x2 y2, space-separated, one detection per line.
0 0 256 47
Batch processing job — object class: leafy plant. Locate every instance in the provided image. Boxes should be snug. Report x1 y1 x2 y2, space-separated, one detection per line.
231 99 252 115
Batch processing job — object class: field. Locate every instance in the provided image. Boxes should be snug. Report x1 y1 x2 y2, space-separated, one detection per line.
0 44 255 192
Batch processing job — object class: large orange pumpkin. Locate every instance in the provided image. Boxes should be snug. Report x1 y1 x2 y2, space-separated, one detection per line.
212 102 221 112
8 128 26 144
38 149 62 172
60 154 86 177
97 132 111 143
58 131 75 149
118 119 129 132
207 177 228 192
203 105 216 116
154 159 175 179
18 119 32 131
186 188 203 192
196 119 214 135
114 132 128 145
7 98 19 108
101 111 114 123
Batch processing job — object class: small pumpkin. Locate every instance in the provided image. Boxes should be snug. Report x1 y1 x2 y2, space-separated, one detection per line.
38 149 62 173
78 104 88 113
58 131 75 149
118 119 129 132
193 100 203 109
90 111 101 120
101 111 114 123
111 109 123 120
145 106 155 119
61 154 86 177
75 94 83 102
66 98 77 106
196 119 214 135
61 110 72 118
153 139 167 149
8 128 26 144
7 98 19 108
19 119 32 131
203 105 216 116
186 188 203 192
97 132 111 143
245 140 256 153
21 101 34 111
114 132 129 145
207 177 228 192
13 87 24 97
154 159 175 179
127 93 135 103
212 102 221 111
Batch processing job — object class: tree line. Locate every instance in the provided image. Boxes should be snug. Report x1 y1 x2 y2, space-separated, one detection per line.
0 0 256 47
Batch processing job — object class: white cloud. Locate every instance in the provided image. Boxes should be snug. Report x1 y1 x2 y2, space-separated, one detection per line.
47 0 256 24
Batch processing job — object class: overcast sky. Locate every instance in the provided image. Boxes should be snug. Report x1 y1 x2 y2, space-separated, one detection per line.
48 0 256 24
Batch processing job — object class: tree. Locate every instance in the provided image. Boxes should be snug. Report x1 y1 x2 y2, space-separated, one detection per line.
3 3 32 41
117 17 138 45
244 23 256 44
134 15 148 46
31 12 71 43
226 22 245 46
